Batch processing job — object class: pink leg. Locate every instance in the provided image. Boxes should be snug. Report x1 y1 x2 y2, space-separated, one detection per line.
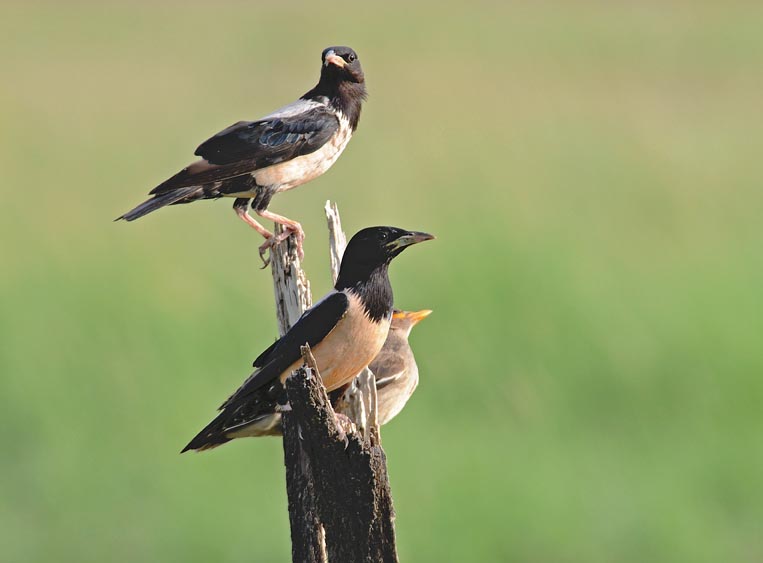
233 200 275 266
256 209 306 260
234 206 273 239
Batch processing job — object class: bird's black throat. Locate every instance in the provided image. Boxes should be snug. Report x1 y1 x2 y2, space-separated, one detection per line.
336 265 393 323
303 79 366 131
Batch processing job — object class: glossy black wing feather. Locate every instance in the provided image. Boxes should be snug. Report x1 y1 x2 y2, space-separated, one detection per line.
252 338 281 368
221 292 350 409
215 337 282 412
149 159 257 195
194 106 340 167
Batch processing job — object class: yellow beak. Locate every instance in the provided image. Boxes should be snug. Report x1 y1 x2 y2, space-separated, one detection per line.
393 309 433 325
324 51 346 68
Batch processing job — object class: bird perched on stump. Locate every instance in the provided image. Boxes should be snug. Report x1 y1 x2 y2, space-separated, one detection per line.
182 226 434 452
118 46 367 264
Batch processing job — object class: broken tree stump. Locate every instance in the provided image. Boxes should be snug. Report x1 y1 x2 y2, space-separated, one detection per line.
269 203 398 563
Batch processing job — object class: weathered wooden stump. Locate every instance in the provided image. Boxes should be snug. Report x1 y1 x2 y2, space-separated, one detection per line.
269 202 398 563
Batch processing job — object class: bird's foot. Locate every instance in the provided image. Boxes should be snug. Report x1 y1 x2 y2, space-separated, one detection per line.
258 238 274 268
233 204 276 267
256 223 305 268
272 222 305 260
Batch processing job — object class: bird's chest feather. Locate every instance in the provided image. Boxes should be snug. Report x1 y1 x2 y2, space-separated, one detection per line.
280 294 391 391
253 113 352 190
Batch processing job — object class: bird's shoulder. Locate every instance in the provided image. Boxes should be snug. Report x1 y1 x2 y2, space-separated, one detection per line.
194 100 340 166
261 97 332 120
371 334 415 388
371 356 408 389
267 290 351 362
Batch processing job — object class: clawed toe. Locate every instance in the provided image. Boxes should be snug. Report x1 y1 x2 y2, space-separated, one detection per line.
254 224 305 268
291 228 306 260
258 241 272 268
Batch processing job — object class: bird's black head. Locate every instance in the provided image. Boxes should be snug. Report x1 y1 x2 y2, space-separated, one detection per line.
320 46 364 84
335 226 434 322
336 226 434 292
304 46 367 130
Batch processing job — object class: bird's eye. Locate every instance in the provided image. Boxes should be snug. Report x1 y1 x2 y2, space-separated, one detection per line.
379 231 388 240
347 53 356 63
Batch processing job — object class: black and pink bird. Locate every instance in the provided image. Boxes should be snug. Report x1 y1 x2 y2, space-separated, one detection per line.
117 46 366 263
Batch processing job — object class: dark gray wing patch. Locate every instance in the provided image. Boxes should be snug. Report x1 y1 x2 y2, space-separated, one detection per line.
194 106 340 167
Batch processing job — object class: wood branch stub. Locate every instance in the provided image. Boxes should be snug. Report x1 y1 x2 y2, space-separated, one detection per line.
324 200 347 286
285 355 398 563
335 370 381 445
270 224 312 337
281 418 327 563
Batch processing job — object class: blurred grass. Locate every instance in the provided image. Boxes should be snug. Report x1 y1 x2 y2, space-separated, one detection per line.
1 1 763 561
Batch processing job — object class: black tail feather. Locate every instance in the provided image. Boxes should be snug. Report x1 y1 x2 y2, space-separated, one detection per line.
181 411 231 453
181 388 279 452
116 186 203 222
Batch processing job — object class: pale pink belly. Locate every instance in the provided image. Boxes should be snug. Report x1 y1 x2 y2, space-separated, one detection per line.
252 122 352 191
278 300 391 391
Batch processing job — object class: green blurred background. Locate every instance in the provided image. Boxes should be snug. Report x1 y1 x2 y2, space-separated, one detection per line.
2 1 762 561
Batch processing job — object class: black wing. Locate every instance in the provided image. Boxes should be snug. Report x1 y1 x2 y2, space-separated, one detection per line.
252 338 281 369
150 104 340 196
195 104 340 167
221 292 350 409
149 159 256 195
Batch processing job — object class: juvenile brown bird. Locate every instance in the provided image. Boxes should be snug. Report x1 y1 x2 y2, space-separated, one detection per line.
118 46 366 264
339 308 432 426
182 226 433 452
